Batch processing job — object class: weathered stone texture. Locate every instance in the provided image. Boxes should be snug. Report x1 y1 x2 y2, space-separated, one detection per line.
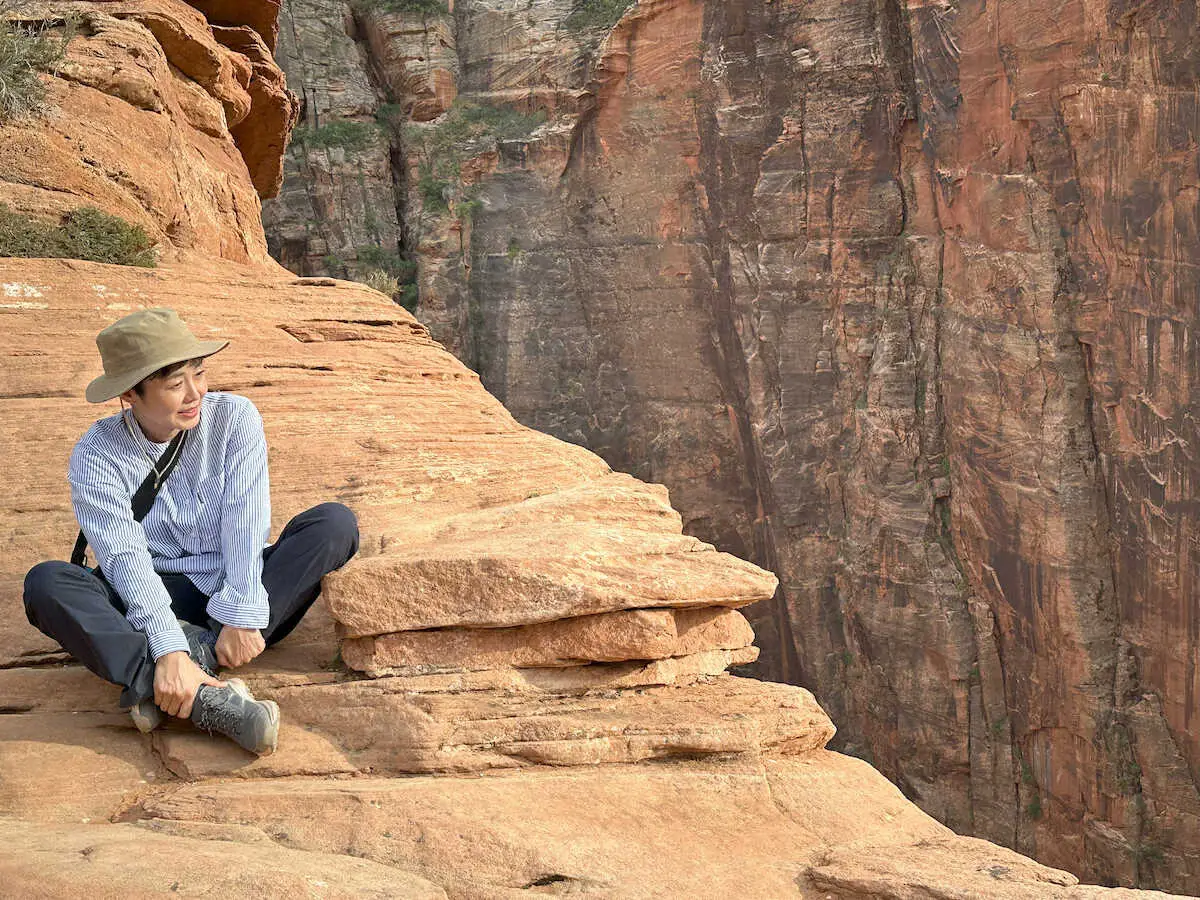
261 0 404 278
0 1 297 264
260 0 1200 891
0 2 1191 897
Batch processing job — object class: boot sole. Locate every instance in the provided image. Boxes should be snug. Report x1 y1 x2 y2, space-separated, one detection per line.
130 700 164 734
258 699 280 757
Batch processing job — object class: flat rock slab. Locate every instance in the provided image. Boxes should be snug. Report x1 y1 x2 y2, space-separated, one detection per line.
152 720 357 781
806 836 1182 899
341 606 755 675
326 536 776 637
242 646 755 698
0 711 165 823
0 819 446 899
263 672 832 773
124 753 1153 900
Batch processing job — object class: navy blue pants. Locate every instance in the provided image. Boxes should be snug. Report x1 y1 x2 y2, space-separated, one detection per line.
23 502 359 707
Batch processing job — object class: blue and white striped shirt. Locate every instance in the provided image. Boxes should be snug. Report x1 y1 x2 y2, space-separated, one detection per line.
69 392 271 660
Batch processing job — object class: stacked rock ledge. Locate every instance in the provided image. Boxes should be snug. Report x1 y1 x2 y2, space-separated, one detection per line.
291 472 833 774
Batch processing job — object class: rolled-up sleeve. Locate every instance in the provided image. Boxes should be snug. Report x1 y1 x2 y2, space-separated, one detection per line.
69 446 189 660
205 401 271 629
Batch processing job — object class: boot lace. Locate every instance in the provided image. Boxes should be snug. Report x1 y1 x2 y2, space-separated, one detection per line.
194 686 244 736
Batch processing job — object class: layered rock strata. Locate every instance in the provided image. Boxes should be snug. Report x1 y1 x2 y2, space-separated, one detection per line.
0 258 1178 899
1 0 298 264
0 2 1190 896
259 0 1200 890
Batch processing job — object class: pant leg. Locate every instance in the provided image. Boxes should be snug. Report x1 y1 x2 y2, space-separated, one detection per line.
23 561 155 708
160 573 210 627
259 502 359 645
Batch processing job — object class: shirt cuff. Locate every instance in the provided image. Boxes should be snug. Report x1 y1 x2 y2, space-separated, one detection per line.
147 624 190 660
206 590 270 630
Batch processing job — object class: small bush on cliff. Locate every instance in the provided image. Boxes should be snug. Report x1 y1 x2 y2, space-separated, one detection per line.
405 101 545 218
0 203 157 266
0 10 72 122
351 0 448 16
294 118 379 153
354 244 419 312
564 0 635 34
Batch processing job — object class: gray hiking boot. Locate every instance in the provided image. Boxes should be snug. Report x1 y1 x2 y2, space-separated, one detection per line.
179 620 219 677
130 698 165 733
190 678 280 755
129 620 222 734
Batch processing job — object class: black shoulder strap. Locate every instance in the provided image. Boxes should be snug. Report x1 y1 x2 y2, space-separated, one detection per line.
71 430 188 567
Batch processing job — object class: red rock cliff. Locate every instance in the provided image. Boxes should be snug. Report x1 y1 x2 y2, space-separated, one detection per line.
260 0 1200 890
5 2 1182 896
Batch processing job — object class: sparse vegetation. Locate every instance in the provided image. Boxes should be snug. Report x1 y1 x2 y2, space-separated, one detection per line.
351 0 448 15
0 203 156 266
294 118 379 153
363 268 400 297
354 244 419 313
1024 794 1043 820
0 10 72 123
564 0 635 34
404 100 546 217
417 165 450 213
454 185 484 222
405 101 547 162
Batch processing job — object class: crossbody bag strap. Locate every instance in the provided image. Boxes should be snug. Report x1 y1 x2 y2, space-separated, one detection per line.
70 430 188 568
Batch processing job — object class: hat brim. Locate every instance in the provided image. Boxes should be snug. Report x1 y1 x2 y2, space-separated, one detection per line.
85 339 229 403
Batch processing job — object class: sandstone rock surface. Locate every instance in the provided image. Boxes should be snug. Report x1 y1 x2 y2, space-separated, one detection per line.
0 3 1188 898
1 1 298 265
341 606 755 674
259 0 1200 890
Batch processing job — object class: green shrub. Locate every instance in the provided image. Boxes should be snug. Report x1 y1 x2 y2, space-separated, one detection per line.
455 196 483 222
418 167 450 213
353 243 419 311
1024 794 1043 820
363 268 399 297
0 203 156 266
352 0 448 15
398 282 418 312
0 14 71 122
564 0 635 34
294 118 379 152
375 102 405 136
357 244 416 281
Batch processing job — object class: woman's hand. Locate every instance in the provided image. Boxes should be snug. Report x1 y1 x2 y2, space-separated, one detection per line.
215 625 266 669
154 651 223 718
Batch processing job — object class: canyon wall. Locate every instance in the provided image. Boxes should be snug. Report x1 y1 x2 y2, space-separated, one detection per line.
3 3 1182 896
262 0 1200 891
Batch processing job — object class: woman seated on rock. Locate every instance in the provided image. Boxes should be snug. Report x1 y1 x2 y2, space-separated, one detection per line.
22 308 359 755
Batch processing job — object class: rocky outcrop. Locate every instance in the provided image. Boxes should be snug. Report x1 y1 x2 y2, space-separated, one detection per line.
0 2 1191 897
0 256 1177 899
260 0 408 282
0 0 297 265
262 0 1200 890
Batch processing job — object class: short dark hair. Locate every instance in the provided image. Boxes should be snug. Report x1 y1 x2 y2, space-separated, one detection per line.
132 357 205 396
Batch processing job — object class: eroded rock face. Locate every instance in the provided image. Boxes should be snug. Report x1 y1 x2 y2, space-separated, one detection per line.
0 3 1191 897
2 255 1167 899
0 0 297 264
260 0 407 280
261 0 1200 890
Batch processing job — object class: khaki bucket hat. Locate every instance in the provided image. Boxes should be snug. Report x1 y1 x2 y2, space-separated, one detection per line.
85 308 228 403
